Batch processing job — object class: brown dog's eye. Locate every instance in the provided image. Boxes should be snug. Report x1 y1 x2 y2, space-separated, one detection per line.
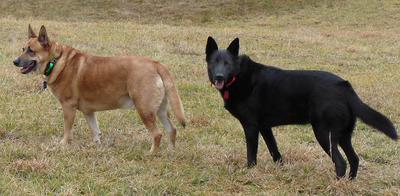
22 48 25 52
27 47 34 54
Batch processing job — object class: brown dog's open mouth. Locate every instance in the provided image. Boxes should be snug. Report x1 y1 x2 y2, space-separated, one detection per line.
20 61 36 74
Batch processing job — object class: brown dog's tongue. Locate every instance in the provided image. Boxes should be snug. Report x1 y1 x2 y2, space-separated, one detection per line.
20 67 29 73
20 65 34 74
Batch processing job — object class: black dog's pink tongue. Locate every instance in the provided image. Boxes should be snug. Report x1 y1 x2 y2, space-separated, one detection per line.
215 81 224 90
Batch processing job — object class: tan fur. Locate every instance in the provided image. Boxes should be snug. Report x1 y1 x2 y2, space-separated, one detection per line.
16 25 186 152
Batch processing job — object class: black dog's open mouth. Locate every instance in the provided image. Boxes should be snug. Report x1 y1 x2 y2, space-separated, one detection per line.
20 61 36 74
214 80 224 90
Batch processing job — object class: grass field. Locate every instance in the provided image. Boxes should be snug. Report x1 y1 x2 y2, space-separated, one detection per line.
0 0 399 195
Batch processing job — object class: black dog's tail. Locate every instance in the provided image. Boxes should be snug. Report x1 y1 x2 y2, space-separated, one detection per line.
348 90 398 140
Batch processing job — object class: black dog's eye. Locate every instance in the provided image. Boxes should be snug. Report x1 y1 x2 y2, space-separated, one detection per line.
22 47 25 52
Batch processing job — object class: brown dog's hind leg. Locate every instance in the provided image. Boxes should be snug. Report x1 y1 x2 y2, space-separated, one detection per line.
130 74 165 153
60 103 76 145
138 111 162 153
157 97 177 149
84 112 101 144
131 76 165 153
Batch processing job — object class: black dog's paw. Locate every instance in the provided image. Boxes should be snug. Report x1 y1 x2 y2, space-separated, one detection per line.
348 176 357 181
247 161 257 168
336 175 351 181
273 156 283 166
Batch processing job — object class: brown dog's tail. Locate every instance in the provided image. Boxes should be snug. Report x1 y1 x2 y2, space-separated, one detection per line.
156 63 186 127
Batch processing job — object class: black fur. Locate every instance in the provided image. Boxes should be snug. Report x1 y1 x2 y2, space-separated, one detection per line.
205 37 398 180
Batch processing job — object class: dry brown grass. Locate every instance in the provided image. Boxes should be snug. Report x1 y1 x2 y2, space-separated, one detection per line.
10 159 49 174
0 0 399 195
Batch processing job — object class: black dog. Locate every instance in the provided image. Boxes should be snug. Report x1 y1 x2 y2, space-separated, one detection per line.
205 37 397 179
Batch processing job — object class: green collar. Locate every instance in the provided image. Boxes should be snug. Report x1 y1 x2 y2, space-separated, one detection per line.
44 57 57 76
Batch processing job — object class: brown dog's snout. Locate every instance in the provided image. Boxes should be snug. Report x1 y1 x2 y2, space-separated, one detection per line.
13 58 21 67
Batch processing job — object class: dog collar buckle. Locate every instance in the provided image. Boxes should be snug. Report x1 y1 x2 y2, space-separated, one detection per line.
44 60 56 76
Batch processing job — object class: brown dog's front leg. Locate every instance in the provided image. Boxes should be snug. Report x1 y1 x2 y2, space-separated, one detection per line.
60 103 76 145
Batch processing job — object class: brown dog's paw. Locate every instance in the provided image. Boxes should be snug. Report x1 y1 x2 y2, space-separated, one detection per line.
92 136 101 145
167 146 175 152
59 138 72 145
146 146 162 157
149 147 160 154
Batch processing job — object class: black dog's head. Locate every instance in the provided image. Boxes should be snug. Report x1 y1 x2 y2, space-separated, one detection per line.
205 37 240 90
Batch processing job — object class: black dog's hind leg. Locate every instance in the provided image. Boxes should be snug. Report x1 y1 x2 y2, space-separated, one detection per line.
312 124 347 179
339 135 359 180
260 127 282 163
338 116 359 180
242 124 259 167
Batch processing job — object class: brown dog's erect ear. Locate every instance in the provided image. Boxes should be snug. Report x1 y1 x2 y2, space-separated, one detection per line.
38 25 49 47
206 36 218 57
227 38 239 57
28 24 36 38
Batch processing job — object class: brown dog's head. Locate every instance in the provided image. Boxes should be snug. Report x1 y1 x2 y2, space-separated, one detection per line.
13 25 52 74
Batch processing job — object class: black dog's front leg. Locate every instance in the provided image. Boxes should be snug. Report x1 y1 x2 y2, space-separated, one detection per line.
242 125 259 167
260 127 282 163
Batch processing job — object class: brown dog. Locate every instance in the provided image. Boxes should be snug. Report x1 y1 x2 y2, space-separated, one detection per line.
13 25 186 153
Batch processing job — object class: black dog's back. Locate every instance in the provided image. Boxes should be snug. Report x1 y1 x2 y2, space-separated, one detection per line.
205 37 397 179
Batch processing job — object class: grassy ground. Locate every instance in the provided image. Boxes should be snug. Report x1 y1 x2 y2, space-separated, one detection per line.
0 0 399 195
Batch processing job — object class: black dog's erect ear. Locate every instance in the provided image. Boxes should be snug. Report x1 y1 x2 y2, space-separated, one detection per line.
206 36 218 57
227 37 239 57
28 24 36 38
38 25 49 47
